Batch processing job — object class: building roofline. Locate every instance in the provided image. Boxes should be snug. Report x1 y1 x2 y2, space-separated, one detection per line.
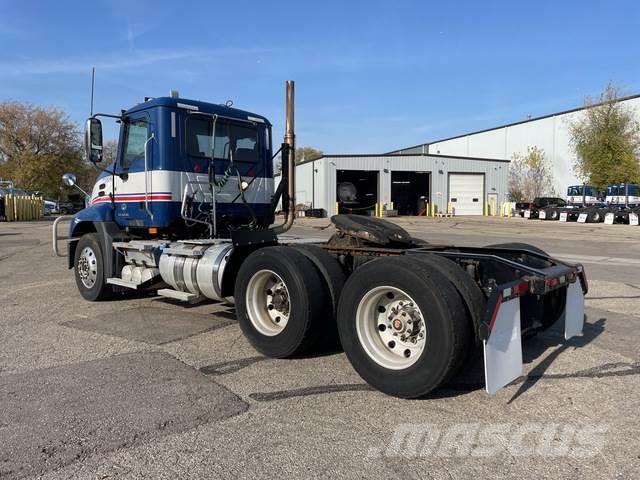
296 152 510 166
385 92 640 154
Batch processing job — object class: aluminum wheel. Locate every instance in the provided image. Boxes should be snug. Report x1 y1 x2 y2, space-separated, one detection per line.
77 246 98 289
356 286 426 370
245 269 290 336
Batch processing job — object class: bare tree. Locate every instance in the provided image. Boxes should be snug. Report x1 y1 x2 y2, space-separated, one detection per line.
102 139 118 164
508 146 556 201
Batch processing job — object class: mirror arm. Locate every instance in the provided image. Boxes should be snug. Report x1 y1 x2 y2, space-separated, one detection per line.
91 112 124 121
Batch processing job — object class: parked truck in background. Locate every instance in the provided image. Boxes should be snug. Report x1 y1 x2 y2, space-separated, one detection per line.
555 185 605 223
523 197 567 220
52 81 587 398
602 183 640 224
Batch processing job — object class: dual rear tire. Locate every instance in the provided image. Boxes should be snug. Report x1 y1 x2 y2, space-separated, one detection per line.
235 246 480 398
234 245 345 358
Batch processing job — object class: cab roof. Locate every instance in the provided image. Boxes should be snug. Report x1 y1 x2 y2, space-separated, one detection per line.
124 96 271 125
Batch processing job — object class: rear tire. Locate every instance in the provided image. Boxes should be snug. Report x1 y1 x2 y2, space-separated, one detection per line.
337 256 471 398
586 208 602 223
234 246 325 358
292 244 346 349
545 208 559 220
74 233 112 301
411 254 484 378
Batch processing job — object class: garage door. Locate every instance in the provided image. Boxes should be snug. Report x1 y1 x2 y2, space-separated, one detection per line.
449 174 484 215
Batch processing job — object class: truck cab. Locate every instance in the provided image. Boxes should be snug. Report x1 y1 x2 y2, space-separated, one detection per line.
605 183 640 207
74 95 275 241
566 185 602 207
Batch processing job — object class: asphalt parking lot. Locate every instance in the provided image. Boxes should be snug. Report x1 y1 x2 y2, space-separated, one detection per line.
1 216 639 479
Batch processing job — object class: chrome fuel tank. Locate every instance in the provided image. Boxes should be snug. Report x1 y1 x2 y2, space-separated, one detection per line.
159 242 233 301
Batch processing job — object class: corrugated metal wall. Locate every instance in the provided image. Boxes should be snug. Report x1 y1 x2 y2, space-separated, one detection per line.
392 96 640 193
296 154 509 217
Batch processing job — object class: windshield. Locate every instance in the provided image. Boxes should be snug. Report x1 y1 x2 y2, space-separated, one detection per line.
187 116 260 163
567 186 598 196
607 185 640 196
628 185 640 196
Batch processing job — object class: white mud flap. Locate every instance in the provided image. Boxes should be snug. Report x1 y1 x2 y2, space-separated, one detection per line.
565 281 585 340
524 210 531 218
629 212 639 226
604 212 615 225
559 212 568 222
539 210 546 220
484 297 522 395
577 212 588 223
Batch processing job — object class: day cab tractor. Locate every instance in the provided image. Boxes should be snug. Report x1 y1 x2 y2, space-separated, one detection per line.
53 81 588 398
602 183 640 225
556 185 605 223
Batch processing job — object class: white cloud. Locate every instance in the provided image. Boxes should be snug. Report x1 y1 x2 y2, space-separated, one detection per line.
0 46 275 76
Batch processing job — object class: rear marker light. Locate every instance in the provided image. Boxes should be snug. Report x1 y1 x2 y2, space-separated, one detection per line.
545 277 560 288
503 281 529 300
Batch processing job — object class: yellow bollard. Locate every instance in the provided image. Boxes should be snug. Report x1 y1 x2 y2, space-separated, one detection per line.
447 202 452 214
484 201 488 216
425 202 429 217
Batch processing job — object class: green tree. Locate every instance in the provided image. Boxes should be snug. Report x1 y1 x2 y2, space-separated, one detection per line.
274 146 323 175
0 101 91 197
295 146 323 164
569 83 640 190
508 146 556 201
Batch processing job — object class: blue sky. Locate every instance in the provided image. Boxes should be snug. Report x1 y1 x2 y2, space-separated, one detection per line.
1 0 639 152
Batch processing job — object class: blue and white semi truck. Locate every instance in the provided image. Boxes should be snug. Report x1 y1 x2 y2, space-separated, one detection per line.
602 183 640 224
53 82 588 398
554 185 605 223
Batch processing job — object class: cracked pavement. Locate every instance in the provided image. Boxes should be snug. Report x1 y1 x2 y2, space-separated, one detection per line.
0 216 639 479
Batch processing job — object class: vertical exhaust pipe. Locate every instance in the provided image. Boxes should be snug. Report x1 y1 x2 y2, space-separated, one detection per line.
272 80 296 235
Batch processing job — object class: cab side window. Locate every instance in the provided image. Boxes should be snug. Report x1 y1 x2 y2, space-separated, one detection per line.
121 118 148 169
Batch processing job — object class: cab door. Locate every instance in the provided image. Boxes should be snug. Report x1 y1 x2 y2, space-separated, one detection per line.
113 113 153 226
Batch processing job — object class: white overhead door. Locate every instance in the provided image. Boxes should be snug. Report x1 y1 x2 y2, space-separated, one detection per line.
449 174 484 215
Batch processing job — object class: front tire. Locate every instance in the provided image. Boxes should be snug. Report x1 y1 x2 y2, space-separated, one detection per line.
74 233 112 301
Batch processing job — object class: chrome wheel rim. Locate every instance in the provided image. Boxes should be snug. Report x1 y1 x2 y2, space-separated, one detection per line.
246 269 290 336
356 286 426 369
78 246 98 289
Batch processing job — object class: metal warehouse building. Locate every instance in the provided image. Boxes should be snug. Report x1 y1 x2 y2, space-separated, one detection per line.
390 93 640 193
285 92 640 218
284 153 509 217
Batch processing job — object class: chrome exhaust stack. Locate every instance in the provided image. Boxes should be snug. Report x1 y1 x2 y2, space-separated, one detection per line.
272 80 296 235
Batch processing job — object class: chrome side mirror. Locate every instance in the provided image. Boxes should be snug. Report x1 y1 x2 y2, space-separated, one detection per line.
85 118 103 163
62 173 77 187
